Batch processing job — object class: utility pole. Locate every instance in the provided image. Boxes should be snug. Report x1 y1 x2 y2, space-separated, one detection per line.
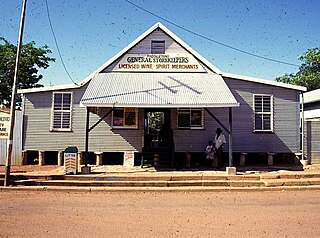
4 0 28 186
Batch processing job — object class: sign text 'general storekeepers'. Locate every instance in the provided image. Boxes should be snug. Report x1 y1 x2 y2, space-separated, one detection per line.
114 54 206 72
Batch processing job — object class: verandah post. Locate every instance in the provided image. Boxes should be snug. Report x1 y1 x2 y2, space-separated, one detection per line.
229 107 233 167
85 107 90 167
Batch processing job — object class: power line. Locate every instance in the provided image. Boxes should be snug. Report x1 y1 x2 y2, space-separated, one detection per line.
45 0 78 85
124 0 300 67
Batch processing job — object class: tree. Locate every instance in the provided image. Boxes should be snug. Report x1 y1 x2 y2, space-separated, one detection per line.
276 48 320 91
0 37 55 107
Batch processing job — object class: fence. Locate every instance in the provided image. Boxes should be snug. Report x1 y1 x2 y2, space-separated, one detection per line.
0 111 23 165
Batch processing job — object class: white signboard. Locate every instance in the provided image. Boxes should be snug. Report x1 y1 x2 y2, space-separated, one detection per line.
0 112 10 139
64 152 78 174
114 53 206 72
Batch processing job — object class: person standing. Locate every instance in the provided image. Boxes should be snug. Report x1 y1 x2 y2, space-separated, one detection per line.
214 128 226 169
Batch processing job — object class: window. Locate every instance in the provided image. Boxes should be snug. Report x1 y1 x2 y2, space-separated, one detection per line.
254 95 273 131
151 40 165 54
177 108 203 129
51 92 72 131
112 108 138 128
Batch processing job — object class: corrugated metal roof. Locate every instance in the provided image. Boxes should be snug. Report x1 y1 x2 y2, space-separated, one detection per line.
223 72 307 92
80 73 239 108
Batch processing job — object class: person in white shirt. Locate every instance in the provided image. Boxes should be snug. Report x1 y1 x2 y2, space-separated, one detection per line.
214 128 226 169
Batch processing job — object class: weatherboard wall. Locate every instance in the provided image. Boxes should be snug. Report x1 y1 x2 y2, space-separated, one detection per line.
223 76 300 153
22 86 141 153
22 77 302 155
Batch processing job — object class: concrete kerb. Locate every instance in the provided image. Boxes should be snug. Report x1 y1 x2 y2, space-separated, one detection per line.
2 185 320 193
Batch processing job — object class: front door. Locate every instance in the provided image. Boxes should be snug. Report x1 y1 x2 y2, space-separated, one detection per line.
144 109 171 148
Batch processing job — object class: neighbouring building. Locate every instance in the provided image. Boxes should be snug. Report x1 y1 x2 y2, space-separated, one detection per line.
303 89 320 164
19 22 306 168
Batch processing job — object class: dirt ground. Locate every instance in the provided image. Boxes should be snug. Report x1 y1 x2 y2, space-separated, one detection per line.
0 190 319 238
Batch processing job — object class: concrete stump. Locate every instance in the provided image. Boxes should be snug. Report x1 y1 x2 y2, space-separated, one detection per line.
268 153 275 166
58 151 63 166
38 151 45 166
185 153 191 168
240 153 247 166
95 152 103 166
226 167 237 175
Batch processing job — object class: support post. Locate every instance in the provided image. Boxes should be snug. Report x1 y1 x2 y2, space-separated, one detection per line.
228 108 233 167
4 0 28 187
301 92 305 160
85 107 90 167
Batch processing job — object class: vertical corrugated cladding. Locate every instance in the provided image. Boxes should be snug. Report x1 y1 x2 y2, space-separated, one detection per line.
224 77 300 153
304 120 320 163
23 84 142 153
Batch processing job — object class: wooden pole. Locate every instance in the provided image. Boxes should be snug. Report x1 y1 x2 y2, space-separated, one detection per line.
4 0 28 186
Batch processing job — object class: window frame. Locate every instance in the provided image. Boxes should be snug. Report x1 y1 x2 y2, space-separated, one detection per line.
112 107 139 129
253 94 273 132
151 40 165 54
177 108 204 129
50 92 73 132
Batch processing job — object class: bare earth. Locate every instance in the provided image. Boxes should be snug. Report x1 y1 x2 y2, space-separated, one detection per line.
0 190 319 238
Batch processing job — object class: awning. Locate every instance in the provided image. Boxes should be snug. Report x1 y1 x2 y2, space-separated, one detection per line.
80 73 239 108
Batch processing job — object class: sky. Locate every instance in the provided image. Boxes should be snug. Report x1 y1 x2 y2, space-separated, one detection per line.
0 0 319 86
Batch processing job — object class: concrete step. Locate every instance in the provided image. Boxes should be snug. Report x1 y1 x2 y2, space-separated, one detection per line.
13 179 265 187
260 173 320 180
263 178 320 187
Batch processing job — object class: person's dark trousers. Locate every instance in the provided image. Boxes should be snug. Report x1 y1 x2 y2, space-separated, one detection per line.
215 147 223 169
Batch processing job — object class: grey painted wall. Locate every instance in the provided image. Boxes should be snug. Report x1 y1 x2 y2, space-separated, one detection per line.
23 85 140 153
23 77 301 155
224 77 300 153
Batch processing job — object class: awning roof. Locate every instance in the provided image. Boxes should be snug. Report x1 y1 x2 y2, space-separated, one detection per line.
80 73 239 108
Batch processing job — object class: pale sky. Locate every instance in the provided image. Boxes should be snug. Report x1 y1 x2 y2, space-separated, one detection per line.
1 0 319 86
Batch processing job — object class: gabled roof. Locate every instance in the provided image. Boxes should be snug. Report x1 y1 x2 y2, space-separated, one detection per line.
19 22 307 94
19 22 222 94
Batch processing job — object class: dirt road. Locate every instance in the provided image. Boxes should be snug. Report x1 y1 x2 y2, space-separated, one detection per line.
0 190 319 237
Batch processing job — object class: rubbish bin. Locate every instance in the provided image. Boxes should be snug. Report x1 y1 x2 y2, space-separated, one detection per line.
64 146 78 175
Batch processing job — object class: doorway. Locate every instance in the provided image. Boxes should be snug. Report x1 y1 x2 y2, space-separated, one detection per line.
144 109 171 148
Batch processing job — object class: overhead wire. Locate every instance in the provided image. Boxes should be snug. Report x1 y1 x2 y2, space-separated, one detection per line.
45 0 78 85
124 0 299 67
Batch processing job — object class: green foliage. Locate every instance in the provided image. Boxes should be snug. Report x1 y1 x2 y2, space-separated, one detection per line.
0 37 55 107
276 48 320 91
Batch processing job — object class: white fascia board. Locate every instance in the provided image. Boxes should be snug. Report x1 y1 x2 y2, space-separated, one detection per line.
18 84 80 94
80 103 240 108
223 72 307 92
303 89 320 103
304 109 320 119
